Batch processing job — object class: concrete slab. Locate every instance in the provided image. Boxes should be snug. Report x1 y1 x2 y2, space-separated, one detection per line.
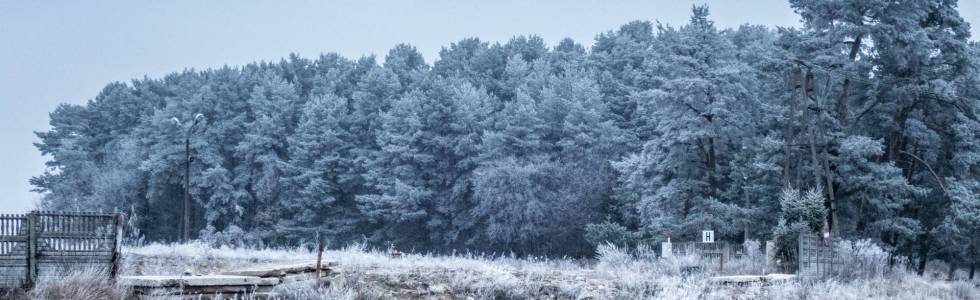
221 261 337 277
118 275 279 287
709 273 796 285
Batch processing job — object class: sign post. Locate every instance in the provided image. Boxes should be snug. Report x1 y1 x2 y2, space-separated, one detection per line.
702 230 714 243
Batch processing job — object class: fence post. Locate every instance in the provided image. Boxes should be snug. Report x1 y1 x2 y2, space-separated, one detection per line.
798 233 804 276
25 211 37 289
315 239 324 289
111 212 124 279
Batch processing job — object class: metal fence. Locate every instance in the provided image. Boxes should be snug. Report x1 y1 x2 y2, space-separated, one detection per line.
670 242 747 259
798 232 839 277
0 211 122 289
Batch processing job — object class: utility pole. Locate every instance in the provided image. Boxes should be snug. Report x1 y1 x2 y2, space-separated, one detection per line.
183 134 191 243
173 114 205 243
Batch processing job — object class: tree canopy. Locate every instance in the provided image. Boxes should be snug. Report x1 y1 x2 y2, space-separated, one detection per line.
32 2 980 273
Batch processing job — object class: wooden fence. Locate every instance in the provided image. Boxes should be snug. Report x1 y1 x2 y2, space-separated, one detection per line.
669 242 747 260
798 232 839 278
0 211 123 289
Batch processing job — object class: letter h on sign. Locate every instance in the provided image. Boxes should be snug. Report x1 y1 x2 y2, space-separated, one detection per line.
702 230 714 243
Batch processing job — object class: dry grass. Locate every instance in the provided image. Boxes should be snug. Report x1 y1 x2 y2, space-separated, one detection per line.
10 241 971 299
28 267 129 300
0 288 28 300
0 240 968 299
114 241 980 299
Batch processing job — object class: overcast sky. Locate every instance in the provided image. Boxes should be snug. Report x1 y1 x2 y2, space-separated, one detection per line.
1 0 978 213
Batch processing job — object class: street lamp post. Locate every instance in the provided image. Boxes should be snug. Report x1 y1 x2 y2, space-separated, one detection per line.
173 113 205 243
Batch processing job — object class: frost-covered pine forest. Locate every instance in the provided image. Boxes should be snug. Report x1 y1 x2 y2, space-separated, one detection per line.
31 1 980 275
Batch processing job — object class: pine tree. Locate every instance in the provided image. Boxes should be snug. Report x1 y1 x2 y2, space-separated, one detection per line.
384 44 428 90
357 78 490 249
616 6 758 241
233 71 301 236
280 94 362 244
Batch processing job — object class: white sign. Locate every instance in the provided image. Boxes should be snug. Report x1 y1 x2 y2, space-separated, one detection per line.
702 230 714 243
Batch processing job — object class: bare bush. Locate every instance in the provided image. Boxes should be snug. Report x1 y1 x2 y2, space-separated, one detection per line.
595 243 632 269
832 239 899 280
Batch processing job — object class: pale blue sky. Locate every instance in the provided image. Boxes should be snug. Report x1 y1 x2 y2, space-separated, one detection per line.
1 1 977 213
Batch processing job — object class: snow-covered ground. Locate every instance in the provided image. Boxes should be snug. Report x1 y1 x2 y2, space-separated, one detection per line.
113 242 980 300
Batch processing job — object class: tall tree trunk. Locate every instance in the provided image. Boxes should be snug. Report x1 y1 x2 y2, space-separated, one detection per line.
820 125 838 233
836 33 863 123
784 72 798 188
969 263 975 280
706 136 717 198
704 89 718 198
917 235 931 276
802 69 823 193
917 256 928 276
947 262 956 281
887 232 897 268
245 168 260 231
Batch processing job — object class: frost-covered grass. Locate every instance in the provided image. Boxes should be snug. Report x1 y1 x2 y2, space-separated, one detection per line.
124 241 316 276
112 241 980 299
5 241 973 299
12 267 130 300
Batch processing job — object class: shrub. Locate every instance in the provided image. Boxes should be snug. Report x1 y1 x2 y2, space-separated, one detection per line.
772 188 826 271
596 243 633 269
585 221 638 248
199 224 264 248
833 239 900 280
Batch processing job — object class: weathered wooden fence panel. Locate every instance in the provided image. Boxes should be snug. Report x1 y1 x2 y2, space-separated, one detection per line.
0 211 122 289
670 242 746 259
798 232 839 278
0 214 28 288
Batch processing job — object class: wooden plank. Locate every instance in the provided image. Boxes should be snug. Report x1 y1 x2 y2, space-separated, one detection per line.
35 212 117 218
710 274 796 285
26 212 37 288
0 236 27 242
37 255 113 260
37 258 113 264
0 264 28 268
221 261 338 277
38 250 115 256
37 232 115 239
118 275 279 288
37 259 112 265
